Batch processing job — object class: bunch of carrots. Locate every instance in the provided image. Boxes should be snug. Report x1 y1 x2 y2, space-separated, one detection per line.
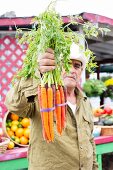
38 84 67 142
15 2 72 142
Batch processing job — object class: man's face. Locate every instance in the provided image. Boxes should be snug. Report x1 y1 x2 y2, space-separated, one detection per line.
62 59 83 89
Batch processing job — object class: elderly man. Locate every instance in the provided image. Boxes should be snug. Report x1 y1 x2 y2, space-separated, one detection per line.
5 43 98 170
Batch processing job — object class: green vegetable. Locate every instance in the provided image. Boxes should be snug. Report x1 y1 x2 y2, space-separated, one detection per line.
83 79 107 97
103 118 113 125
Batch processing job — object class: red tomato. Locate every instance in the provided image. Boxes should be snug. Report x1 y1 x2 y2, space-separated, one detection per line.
104 107 112 115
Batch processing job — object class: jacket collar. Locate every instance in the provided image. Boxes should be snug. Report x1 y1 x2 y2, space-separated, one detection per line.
74 87 87 101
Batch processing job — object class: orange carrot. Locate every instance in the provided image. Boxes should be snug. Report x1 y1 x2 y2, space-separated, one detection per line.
59 86 66 129
47 87 54 142
52 84 56 119
38 85 47 140
55 89 62 135
52 84 56 108
41 87 51 141
63 86 67 115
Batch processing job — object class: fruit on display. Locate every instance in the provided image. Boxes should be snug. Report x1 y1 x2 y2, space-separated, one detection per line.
5 112 30 146
10 113 19 121
93 106 113 126
93 106 113 117
104 107 112 115
7 141 15 149
20 136 28 145
93 108 104 117
21 118 30 128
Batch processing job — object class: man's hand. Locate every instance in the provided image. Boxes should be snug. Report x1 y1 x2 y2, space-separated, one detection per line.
38 48 56 74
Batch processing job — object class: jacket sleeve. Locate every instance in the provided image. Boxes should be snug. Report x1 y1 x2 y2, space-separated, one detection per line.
90 130 99 170
88 102 99 170
84 98 98 170
5 75 40 118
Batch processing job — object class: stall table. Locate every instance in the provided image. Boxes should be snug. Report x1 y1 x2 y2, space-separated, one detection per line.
0 147 28 170
95 135 113 170
1 136 113 170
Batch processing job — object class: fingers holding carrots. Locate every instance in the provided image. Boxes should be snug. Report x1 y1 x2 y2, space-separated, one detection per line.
38 49 56 74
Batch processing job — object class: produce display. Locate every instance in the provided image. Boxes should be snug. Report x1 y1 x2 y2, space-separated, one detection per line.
93 106 113 126
7 141 15 150
4 112 30 147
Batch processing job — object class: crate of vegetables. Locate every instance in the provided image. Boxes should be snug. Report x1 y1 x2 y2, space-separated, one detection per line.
93 105 113 125
93 105 113 136
2 111 30 146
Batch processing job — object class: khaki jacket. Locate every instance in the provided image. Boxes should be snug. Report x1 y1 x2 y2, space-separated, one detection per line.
5 77 98 170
